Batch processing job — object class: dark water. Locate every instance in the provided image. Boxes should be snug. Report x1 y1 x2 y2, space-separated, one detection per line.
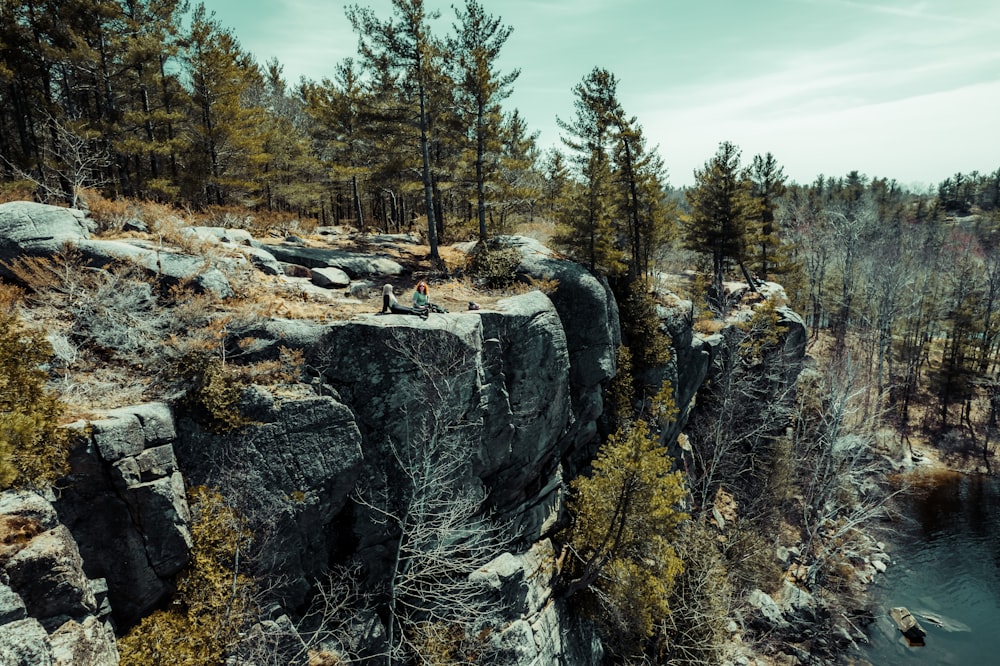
857 472 1000 665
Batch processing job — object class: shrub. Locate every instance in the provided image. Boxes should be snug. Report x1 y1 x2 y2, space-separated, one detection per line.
78 189 135 233
118 486 255 666
562 420 688 655
0 310 71 490
618 279 672 369
467 240 522 289
0 179 36 204
659 520 732 665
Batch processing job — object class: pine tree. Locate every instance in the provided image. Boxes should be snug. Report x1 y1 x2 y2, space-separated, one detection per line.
562 419 687 651
492 109 540 231
182 4 268 206
556 67 626 274
348 0 444 259
683 141 756 308
449 0 519 240
747 151 789 281
302 58 374 227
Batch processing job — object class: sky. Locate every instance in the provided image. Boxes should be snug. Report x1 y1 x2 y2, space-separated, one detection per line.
197 0 1000 188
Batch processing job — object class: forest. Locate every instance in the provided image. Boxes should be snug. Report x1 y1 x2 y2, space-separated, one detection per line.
3 0 1000 664
3 0 999 453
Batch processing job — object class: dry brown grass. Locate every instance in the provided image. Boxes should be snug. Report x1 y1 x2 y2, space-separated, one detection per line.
694 319 726 335
0 180 37 204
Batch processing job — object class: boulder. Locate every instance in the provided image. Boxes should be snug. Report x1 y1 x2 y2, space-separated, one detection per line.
889 606 926 646
0 582 26 624
310 266 351 288
0 493 118 666
254 242 404 278
0 202 90 273
4 525 97 629
73 239 234 298
180 226 253 245
749 588 791 631
0 618 52 666
49 616 119 666
0 491 59 532
239 245 283 275
778 579 818 627
280 261 311 278
54 408 192 626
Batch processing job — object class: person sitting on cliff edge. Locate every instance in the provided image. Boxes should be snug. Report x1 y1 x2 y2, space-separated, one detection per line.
381 284 427 318
412 280 447 313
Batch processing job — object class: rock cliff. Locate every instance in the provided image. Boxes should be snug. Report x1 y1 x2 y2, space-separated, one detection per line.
0 203 808 664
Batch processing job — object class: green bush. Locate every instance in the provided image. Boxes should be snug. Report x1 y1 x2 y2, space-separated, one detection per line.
618 280 672 370
562 420 688 654
0 311 70 490
467 240 522 289
118 486 255 666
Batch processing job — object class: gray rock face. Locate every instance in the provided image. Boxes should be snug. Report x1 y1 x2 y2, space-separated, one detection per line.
74 239 234 298
309 292 573 539
0 492 118 666
54 405 192 626
311 266 351 288
653 297 712 448
4 525 97 629
49 616 119 666
503 236 620 468
224 317 328 363
777 305 808 362
0 202 90 267
174 389 365 607
476 540 603 666
239 245 284 275
0 584 27 625
181 226 253 245
477 292 572 527
0 618 52 666
255 242 404 278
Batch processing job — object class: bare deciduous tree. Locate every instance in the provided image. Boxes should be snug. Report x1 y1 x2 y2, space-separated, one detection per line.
1 116 110 208
349 330 513 665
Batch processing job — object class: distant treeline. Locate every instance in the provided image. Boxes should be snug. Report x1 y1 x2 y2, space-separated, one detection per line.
2 1 997 238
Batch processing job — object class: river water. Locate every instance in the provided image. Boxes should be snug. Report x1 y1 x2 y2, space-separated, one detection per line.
856 471 1000 665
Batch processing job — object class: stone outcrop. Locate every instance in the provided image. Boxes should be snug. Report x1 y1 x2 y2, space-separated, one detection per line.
0 491 118 666
0 202 90 264
0 205 813 665
307 290 573 540
254 241 404 278
173 389 365 608
474 540 603 666
0 202 234 298
54 403 192 627
498 236 621 470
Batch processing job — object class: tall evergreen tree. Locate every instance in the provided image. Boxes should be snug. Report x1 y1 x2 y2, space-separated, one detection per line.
301 58 375 227
684 141 756 308
347 0 444 259
747 152 788 281
556 67 625 274
449 0 518 241
182 4 267 206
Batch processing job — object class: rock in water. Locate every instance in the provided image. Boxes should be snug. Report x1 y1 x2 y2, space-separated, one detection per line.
889 606 926 646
